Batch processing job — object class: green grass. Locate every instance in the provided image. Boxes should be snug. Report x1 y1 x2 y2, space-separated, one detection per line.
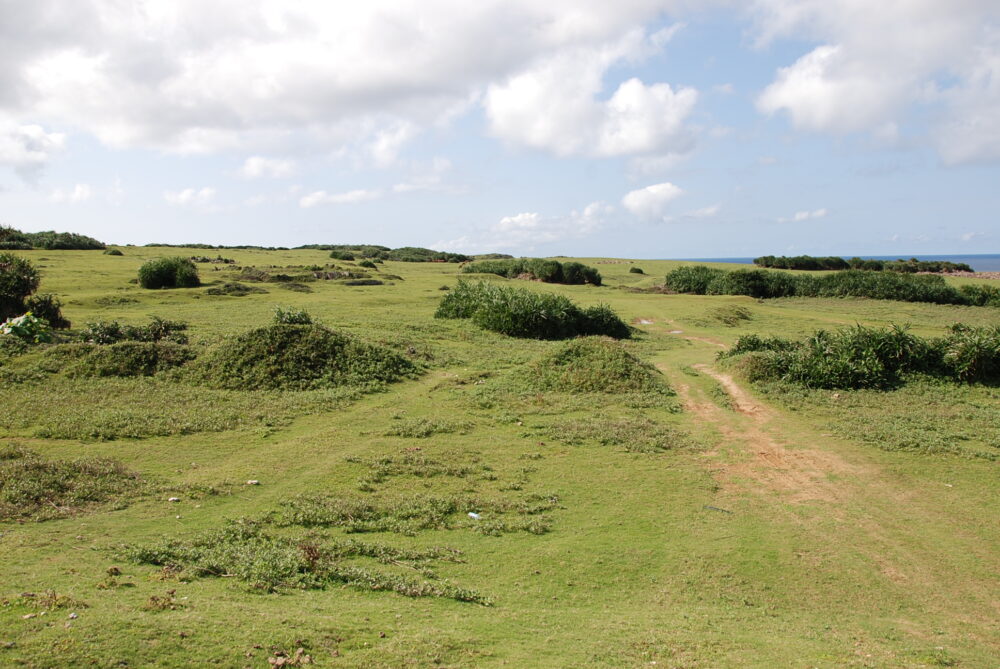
0 248 997 667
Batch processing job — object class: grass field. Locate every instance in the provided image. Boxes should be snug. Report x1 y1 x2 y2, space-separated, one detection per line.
1 248 998 668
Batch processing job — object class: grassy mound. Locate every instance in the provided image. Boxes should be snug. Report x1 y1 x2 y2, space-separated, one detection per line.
523 337 667 394
0 444 145 521
436 280 629 339
187 324 419 391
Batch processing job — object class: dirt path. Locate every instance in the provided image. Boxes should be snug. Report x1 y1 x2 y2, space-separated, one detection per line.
665 362 861 504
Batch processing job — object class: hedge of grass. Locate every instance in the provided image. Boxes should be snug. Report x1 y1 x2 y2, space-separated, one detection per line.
664 265 1000 306
720 323 1000 388
435 280 629 339
461 258 602 286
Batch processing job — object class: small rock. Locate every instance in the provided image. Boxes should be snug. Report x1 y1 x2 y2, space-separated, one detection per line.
168 497 180 503
468 512 481 520
22 614 36 620
68 612 78 619
246 480 260 486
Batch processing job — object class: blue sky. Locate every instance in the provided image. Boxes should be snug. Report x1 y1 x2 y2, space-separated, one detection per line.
1 1 998 258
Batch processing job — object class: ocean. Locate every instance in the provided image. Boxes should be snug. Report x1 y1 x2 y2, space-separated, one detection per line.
677 254 1000 272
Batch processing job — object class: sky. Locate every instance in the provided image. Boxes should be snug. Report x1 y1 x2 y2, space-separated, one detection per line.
1 1 998 258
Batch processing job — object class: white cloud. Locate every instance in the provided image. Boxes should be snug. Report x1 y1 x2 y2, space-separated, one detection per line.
622 182 684 220
0 2 695 161
485 28 697 157
751 0 1000 162
0 121 65 180
436 201 611 253
684 203 721 218
165 187 216 207
778 208 828 223
50 183 91 203
239 156 295 179
299 188 382 208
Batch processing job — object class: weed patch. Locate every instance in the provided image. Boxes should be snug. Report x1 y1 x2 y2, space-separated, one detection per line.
544 416 690 453
205 282 268 296
522 337 669 394
381 417 471 439
345 453 493 492
120 519 490 603
0 445 146 521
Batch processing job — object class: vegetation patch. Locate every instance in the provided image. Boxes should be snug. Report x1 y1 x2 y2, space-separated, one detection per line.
381 417 471 439
205 282 268 296
436 280 630 339
269 492 557 536
545 416 690 453
138 257 200 289
186 324 420 391
707 305 753 327
32 342 195 378
664 265 1000 306
0 225 105 251
82 317 188 344
346 453 493 492
522 337 668 394
0 378 356 440
461 258 602 285
720 324 1000 389
754 254 973 273
1 252 69 327
120 518 490 603
0 444 145 521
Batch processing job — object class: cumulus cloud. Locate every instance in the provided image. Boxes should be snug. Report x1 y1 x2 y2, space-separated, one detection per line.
437 201 611 253
485 28 697 157
0 121 65 180
299 188 382 208
0 2 695 161
50 183 91 203
778 208 828 223
622 182 684 220
239 156 295 179
165 187 216 207
751 0 1000 162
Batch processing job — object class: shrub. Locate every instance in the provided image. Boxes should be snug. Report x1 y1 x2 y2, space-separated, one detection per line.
103 249 124 256
24 293 70 329
82 317 189 345
629 267 644 274
523 337 667 393
23 230 105 250
461 258 601 285
273 306 312 325
45 342 196 378
137 257 200 289
0 312 52 344
357 259 377 269
939 324 1000 382
436 281 629 339
186 324 419 391
663 265 725 294
329 250 355 261
0 252 40 321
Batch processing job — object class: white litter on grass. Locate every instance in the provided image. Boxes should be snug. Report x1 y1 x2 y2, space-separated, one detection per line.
167 497 180 502
668 330 683 334
638 319 654 325
246 480 260 486
468 512 481 520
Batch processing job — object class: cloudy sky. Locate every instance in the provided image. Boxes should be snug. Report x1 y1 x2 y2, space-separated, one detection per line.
1 1 998 257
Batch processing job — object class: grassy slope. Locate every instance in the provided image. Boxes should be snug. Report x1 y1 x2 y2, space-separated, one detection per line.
0 249 997 668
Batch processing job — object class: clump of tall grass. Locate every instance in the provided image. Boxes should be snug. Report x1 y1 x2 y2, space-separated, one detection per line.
435 280 629 339
82 317 189 344
461 258 602 285
522 337 667 394
664 265 998 306
720 323 1000 388
137 257 200 289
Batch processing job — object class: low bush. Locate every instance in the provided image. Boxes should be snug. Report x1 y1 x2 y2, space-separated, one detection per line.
138 257 200 289
357 259 378 269
24 294 70 328
45 342 195 378
522 337 667 394
1 252 41 321
436 280 629 339
103 249 124 256
754 255 973 273
186 324 419 391
342 279 384 286
0 445 144 521
666 265 981 306
82 317 189 345
629 266 644 274
720 323 1000 388
461 258 602 285
329 250 355 261
272 306 312 325
204 282 268 296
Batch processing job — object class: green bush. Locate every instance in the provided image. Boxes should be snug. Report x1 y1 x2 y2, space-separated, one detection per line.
357 259 377 269
273 306 312 325
524 337 667 394
663 265 725 294
0 312 52 344
629 267 644 274
436 280 629 339
82 317 189 345
0 252 41 321
720 324 1000 388
329 250 356 261
45 342 196 378
103 248 124 256
461 258 602 285
186 324 419 391
24 293 70 329
137 257 200 289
